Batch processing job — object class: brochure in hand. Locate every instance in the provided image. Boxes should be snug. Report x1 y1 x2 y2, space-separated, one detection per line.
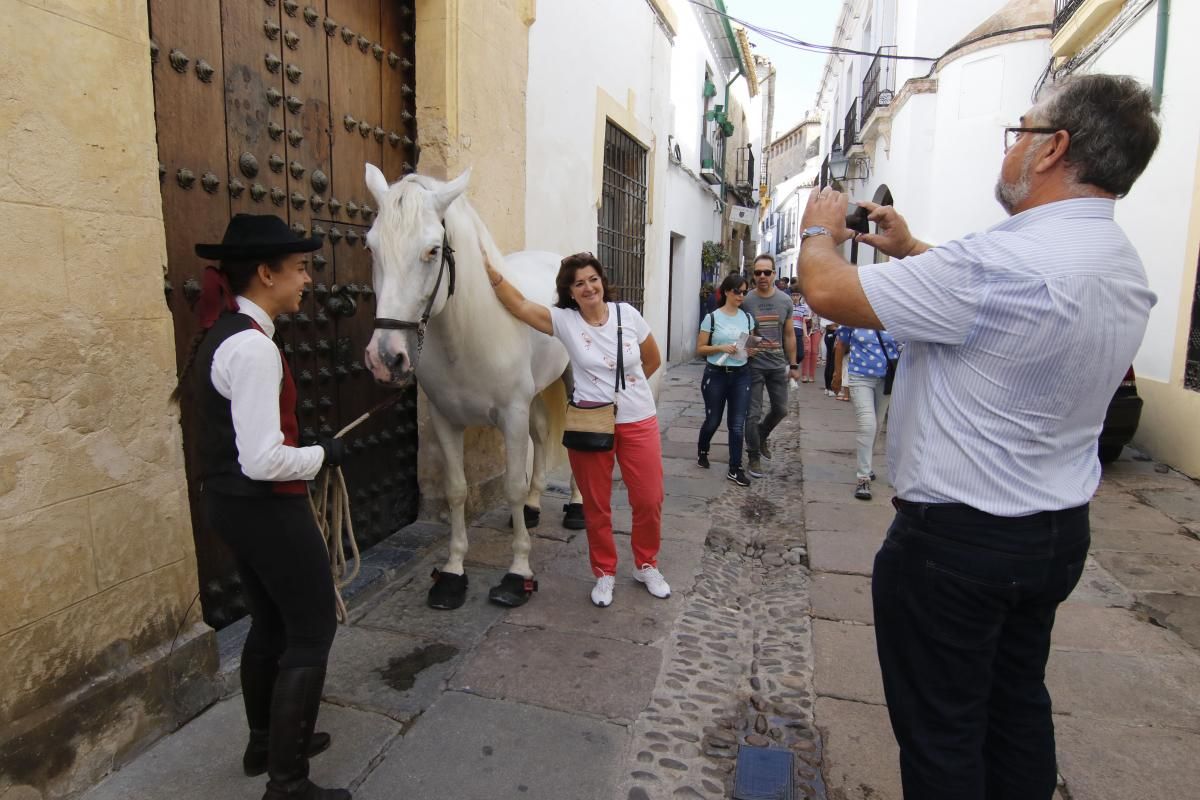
716 333 762 366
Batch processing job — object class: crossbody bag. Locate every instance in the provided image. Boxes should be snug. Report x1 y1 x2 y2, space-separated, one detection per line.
562 303 624 452
874 330 899 395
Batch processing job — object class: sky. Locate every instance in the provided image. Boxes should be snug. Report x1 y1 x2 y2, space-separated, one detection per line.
723 0 845 141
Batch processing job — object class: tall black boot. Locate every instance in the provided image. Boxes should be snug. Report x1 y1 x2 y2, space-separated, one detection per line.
262 666 350 800
243 654 331 777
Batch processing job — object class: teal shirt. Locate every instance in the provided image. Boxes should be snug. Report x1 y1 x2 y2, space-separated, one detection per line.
701 308 756 367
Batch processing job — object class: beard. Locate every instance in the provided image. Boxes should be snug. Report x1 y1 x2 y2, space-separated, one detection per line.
994 144 1040 214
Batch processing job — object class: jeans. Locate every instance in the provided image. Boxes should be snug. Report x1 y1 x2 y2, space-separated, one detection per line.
567 416 663 577
847 373 890 480
745 364 789 457
872 500 1090 800
698 364 752 470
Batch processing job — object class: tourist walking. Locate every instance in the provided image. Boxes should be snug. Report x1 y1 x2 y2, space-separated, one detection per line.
178 215 350 800
831 326 898 500
822 322 839 396
741 255 801 477
485 251 670 609
696 273 758 486
799 75 1161 799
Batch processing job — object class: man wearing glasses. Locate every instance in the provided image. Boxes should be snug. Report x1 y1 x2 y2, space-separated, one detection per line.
798 74 1160 799
741 255 802 477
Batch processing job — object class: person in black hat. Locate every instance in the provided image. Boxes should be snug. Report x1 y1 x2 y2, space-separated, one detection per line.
174 214 350 800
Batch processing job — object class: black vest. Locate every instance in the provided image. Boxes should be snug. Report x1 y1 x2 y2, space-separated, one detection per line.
194 313 306 496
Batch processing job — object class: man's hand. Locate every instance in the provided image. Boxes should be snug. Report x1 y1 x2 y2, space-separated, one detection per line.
801 187 854 245
855 202 926 258
788 366 801 381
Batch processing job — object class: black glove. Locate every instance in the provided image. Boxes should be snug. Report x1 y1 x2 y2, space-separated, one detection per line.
318 437 346 468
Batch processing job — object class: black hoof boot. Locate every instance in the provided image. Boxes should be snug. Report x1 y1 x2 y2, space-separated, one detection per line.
427 569 469 610
508 505 541 529
488 573 538 607
562 503 586 530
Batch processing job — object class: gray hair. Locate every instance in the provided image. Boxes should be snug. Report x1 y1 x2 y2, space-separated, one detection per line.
1033 74 1160 197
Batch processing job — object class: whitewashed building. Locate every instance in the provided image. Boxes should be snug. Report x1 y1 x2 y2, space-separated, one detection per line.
1051 0 1200 476
524 0 763 365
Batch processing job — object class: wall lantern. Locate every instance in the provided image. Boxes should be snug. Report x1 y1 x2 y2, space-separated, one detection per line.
828 152 871 183
828 151 851 182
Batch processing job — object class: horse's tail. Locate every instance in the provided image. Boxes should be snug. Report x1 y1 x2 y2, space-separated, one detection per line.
538 369 570 474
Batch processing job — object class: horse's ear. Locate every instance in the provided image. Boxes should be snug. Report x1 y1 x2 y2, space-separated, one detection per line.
365 163 390 204
433 168 471 215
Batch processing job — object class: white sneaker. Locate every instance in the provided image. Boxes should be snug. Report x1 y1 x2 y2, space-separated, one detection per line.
591 575 615 607
635 565 671 599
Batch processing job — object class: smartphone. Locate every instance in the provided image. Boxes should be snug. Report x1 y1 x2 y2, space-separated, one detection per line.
846 202 869 233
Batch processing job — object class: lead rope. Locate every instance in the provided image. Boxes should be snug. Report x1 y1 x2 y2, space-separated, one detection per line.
308 392 406 623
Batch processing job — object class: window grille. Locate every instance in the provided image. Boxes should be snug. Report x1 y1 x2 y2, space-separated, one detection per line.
598 121 648 312
1187 259 1200 391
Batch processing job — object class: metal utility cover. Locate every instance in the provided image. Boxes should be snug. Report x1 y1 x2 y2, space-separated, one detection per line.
733 745 794 800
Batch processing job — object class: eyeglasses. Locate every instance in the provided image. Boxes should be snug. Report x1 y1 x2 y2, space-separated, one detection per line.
1003 126 1066 154
753 270 773 277
730 289 748 295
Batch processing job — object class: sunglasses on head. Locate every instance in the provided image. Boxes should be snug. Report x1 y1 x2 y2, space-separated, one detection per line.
753 269 773 277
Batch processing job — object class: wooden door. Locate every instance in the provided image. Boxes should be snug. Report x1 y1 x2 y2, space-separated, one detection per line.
150 0 420 629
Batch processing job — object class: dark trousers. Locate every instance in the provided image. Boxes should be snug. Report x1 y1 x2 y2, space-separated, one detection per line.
698 363 752 470
794 330 806 362
872 500 1090 800
204 491 338 669
823 330 837 390
745 364 789 456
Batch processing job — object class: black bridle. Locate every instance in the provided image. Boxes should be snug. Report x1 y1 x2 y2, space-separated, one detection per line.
372 227 456 369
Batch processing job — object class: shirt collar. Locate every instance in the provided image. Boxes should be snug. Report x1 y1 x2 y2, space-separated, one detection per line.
991 197 1116 232
236 296 275 337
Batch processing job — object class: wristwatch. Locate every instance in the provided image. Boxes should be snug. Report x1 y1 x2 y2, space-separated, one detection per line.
801 225 831 243
789 363 800 369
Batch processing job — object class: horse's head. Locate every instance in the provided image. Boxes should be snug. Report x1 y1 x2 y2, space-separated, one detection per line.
363 163 471 385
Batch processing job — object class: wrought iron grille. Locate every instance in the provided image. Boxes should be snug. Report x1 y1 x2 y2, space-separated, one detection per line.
862 46 897 120
1187 260 1200 391
734 145 755 189
844 98 860 148
598 121 648 311
1053 0 1087 32
832 130 843 154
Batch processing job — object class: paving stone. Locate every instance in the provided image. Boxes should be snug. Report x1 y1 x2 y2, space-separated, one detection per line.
1088 497 1183 533
811 572 874 624
1135 487 1200 524
815 697 901 800
544 535 706 596
1065 557 1134 608
812 620 885 705
81 698 398 800
1051 602 1191 656
805 501 896 535
1133 592 1200 650
1055 716 1200 800
461 524 569 572
356 692 626 800
1092 551 1200 594
323 625 461 722
1045 649 1200 728
663 439 728 461
807 529 883 576
1089 526 1200 556
504 572 682 645
356 562 509 649
799 430 858 453
664 456 709 477
452 623 661 722
664 474 732 500
803 479 896 507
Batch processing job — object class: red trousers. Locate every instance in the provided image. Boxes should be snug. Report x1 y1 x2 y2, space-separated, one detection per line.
567 415 664 577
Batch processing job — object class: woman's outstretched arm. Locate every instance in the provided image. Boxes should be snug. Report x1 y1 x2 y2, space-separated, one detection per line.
484 249 553 335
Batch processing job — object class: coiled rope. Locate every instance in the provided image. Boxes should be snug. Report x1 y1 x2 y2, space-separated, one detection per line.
308 392 406 623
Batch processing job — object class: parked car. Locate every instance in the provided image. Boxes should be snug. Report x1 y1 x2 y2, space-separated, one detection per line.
1099 366 1142 463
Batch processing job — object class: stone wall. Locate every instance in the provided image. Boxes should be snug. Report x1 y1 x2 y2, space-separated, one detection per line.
413 0 537 518
0 2 218 798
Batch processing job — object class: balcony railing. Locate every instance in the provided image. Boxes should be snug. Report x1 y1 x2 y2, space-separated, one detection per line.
700 135 722 185
1053 0 1086 32
862 46 897 121
844 98 860 149
734 145 755 189
831 130 843 154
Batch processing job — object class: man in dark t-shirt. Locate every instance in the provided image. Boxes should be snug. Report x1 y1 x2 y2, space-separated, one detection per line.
741 255 801 476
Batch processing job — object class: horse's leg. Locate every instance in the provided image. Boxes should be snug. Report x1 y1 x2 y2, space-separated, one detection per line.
487 405 540 607
525 394 549 511
427 407 470 610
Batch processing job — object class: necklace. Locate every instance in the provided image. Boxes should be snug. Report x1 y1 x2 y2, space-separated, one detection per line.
582 305 609 327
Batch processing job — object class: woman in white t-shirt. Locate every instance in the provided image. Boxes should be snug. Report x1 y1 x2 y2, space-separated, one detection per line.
485 251 669 609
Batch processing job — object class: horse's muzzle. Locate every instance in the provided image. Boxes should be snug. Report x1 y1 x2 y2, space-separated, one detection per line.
365 332 415 386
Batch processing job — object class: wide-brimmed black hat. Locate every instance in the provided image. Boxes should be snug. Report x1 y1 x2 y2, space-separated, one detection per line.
195 214 323 260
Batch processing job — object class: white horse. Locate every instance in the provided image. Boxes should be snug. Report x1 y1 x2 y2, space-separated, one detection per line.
363 164 573 610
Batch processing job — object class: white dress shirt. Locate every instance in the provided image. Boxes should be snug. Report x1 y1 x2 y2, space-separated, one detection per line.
859 199 1155 516
210 297 325 482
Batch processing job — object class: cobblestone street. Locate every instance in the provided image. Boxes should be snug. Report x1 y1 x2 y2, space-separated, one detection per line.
81 362 1200 800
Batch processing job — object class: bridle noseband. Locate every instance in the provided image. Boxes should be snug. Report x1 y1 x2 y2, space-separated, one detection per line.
372 226 455 369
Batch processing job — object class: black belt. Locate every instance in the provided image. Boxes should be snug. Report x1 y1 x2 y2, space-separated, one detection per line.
706 362 747 372
892 497 1089 526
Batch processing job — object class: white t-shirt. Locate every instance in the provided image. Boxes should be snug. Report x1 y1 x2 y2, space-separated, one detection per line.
550 302 656 424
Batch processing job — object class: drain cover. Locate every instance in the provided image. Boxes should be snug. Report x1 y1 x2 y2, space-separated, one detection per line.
733 745 793 800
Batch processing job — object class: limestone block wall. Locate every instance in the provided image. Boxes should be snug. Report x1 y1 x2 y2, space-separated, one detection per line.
0 2 217 797
413 0 537 517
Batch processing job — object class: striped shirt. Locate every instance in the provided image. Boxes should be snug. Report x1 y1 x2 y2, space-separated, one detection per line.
858 198 1155 516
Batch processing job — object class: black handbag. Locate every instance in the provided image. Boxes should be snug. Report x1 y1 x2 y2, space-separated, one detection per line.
562 304 624 451
874 330 899 395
